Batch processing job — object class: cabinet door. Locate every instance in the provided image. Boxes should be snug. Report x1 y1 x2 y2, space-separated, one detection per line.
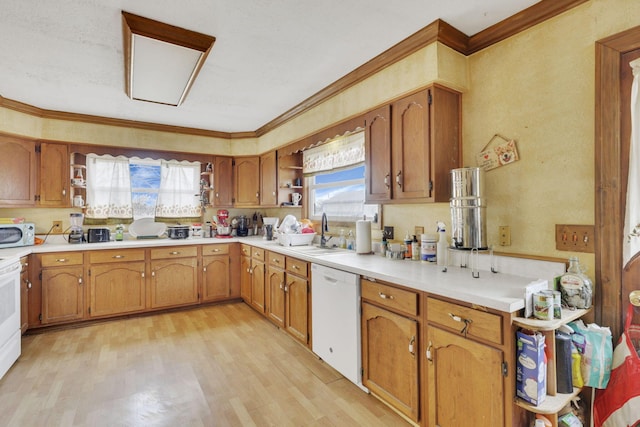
427 325 505 427
41 266 84 324
89 262 146 317
285 274 308 345
39 142 69 206
250 260 265 313
202 255 230 302
213 156 233 207
0 136 36 206
266 265 285 327
150 258 198 308
20 261 29 334
365 105 392 203
392 90 431 201
429 85 461 202
362 301 419 422
234 156 260 207
260 151 278 206
240 255 252 302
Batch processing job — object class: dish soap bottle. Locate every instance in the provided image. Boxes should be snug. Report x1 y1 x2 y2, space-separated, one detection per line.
436 221 448 266
338 229 347 249
411 235 420 261
347 230 355 251
404 231 412 260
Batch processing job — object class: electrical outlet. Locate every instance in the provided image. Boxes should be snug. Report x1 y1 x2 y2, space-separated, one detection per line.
555 224 595 253
52 221 62 233
499 226 511 246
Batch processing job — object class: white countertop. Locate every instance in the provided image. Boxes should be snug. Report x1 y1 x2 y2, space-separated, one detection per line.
0 234 562 313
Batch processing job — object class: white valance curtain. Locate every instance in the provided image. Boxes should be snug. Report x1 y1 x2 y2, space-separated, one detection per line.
85 154 133 220
302 131 365 174
624 58 640 267
155 160 201 218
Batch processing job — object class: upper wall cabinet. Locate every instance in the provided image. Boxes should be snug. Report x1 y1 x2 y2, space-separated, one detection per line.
38 142 70 207
213 156 233 207
260 151 278 207
365 84 461 204
234 156 260 207
0 135 37 206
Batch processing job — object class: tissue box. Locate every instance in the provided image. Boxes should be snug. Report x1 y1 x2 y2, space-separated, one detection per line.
516 330 546 406
278 233 316 246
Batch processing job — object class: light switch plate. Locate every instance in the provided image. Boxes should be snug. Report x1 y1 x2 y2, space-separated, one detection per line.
555 224 595 253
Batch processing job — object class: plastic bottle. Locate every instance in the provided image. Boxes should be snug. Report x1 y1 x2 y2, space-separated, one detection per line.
421 234 437 262
404 231 412 259
347 230 355 250
436 222 448 266
411 235 420 261
338 229 347 249
380 236 387 257
115 224 124 241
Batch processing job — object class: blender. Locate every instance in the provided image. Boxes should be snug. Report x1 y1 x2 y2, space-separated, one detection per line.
68 213 85 244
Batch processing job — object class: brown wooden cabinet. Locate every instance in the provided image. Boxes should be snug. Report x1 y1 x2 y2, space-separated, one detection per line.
19 256 30 334
240 245 252 303
38 142 69 207
39 252 85 325
425 297 506 427
249 248 266 313
149 246 199 309
361 279 420 423
201 244 231 303
266 251 286 327
284 257 309 345
364 105 392 203
234 156 260 207
365 84 461 204
260 151 278 206
0 135 36 206
87 249 146 318
213 156 233 207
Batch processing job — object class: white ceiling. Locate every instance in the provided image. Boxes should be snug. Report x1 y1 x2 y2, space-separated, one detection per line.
0 0 540 133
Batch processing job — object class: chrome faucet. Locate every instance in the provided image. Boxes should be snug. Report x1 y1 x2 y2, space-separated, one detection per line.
320 212 329 247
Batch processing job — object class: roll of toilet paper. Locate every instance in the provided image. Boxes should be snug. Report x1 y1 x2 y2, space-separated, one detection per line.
356 220 372 254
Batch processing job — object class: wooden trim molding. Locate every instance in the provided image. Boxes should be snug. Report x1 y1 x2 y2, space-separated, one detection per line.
1 1 587 140
594 24 640 339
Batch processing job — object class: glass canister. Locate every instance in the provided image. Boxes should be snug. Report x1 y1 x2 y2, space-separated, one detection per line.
559 257 593 309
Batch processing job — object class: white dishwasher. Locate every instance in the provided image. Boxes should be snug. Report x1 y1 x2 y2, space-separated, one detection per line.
311 263 367 391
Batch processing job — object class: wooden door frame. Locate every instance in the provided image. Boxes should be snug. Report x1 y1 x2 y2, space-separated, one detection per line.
595 25 640 339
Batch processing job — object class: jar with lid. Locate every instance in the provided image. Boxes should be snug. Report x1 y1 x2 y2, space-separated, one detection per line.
559 256 593 309
115 224 124 241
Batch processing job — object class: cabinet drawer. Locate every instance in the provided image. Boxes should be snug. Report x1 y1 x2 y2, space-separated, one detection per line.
89 249 145 264
40 252 84 267
286 257 308 277
251 248 265 261
150 246 198 260
268 251 285 268
202 244 230 256
426 297 502 345
240 244 252 257
361 279 418 317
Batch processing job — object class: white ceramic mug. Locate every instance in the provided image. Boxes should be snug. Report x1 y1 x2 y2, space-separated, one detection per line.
292 193 302 205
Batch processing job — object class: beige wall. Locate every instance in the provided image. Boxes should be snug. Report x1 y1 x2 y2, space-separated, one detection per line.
2 0 638 280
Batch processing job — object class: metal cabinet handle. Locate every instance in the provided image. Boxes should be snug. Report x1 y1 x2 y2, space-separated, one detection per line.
293 265 299 270
62 188 66 196
426 341 433 362
279 283 284 290
212 248 220 252
56 258 68 263
448 312 472 337
256 192 260 199
151 271 155 277
396 171 402 188
78 277 83 285
384 173 390 189
203 267 207 272
409 336 415 355
273 258 280 263
379 292 394 300
141 272 145 278
112 255 125 259
169 251 180 255
25 280 32 289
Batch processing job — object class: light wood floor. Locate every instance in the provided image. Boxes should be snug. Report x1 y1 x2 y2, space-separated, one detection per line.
0 303 407 426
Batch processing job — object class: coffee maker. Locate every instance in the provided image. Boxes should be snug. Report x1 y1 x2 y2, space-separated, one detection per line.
68 213 85 244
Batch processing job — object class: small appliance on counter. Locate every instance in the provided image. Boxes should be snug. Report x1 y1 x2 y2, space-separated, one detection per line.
68 213 85 244
214 209 232 238
236 215 249 237
0 222 35 249
167 225 190 239
87 227 110 243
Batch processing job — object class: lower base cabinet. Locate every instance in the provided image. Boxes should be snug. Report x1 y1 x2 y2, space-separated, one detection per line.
240 254 252 302
202 255 231 302
89 262 146 318
41 266 84 324
426 325 505 426
150 257 199 308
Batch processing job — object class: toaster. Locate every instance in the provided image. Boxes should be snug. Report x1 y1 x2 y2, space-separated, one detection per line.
87 227 111 243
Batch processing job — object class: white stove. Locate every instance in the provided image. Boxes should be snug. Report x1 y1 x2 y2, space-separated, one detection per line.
0 257 21 380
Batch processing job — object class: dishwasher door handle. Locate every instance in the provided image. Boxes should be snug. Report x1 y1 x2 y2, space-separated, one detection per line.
323 275 338 283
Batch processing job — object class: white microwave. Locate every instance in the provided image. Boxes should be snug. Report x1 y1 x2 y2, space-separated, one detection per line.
0 223 35 249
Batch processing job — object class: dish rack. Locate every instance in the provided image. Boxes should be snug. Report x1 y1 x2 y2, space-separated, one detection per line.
278 233 316 246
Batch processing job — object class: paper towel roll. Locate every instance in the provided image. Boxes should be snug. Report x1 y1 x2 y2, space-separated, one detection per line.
356 220 372 254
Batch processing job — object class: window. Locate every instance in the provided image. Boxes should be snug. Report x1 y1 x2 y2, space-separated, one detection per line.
304 131 378 222
129 159 161 220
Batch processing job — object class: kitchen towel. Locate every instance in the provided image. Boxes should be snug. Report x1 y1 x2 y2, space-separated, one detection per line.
623 58 640 268
356 220 372 254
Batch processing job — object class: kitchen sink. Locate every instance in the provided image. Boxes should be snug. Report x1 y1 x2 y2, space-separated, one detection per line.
285 245 346 256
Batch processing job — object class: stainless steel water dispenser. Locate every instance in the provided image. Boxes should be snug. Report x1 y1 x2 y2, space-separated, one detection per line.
450 167 487 250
